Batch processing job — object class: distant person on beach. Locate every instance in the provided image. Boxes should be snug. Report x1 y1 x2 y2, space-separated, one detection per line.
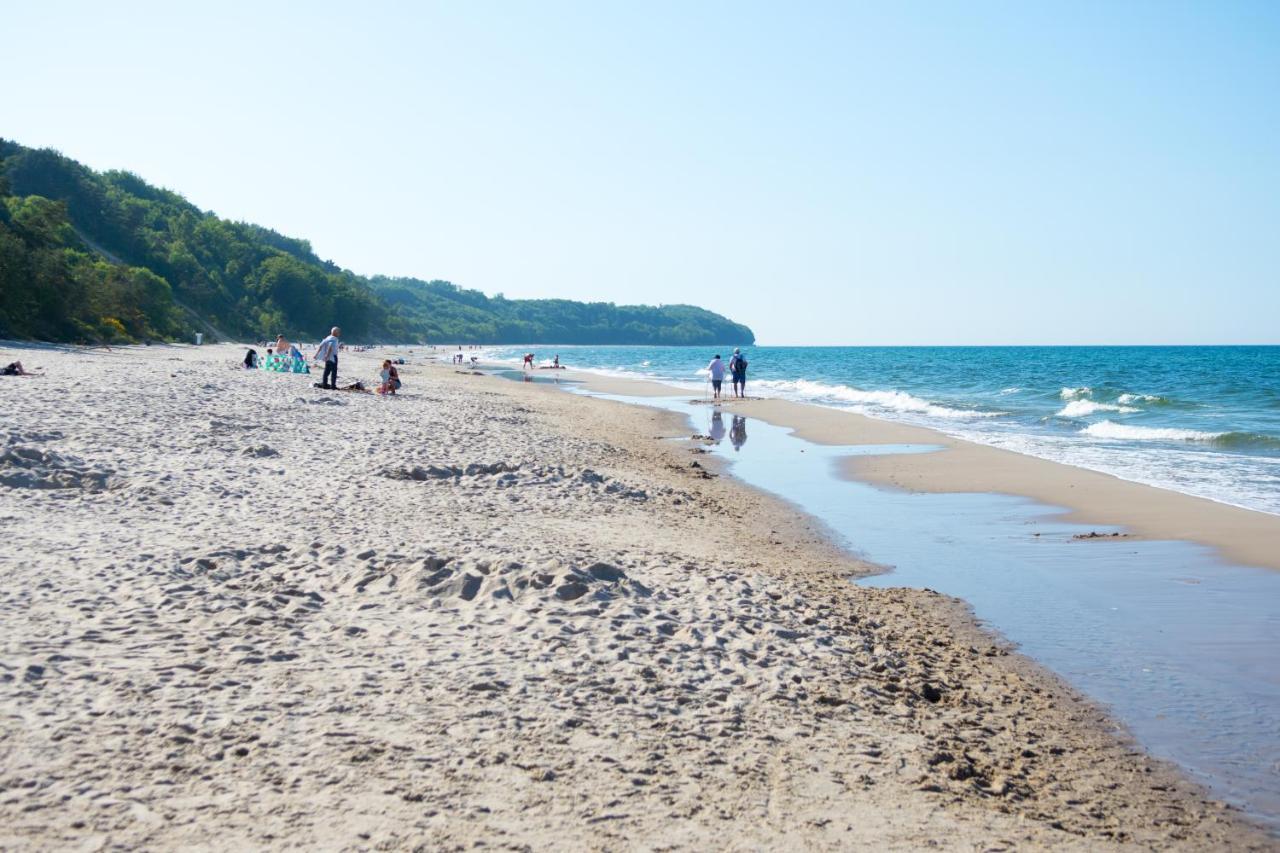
706 354 726 400
523 353 535 370
728 348 748 398
378 360 401 395
243 348 258 369
1 361 36 376
553 354 560 368
275 335 291 356
730 415 748 451
316 326 341 389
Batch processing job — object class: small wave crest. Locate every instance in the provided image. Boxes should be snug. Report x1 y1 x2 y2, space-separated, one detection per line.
1057 400 1141 418
1118 392 1169 406
1060 385 1176 405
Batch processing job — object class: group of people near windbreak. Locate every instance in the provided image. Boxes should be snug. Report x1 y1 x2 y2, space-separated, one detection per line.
242 325 399 395
706 348 748 400
315 326 400 395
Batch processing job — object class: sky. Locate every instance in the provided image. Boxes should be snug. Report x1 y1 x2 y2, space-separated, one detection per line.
6 1 1279 345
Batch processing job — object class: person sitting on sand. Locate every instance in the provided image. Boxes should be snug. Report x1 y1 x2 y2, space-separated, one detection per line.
243 348 259 369
1 361 36 376
378 360 402 395
706 354 726 400
275 335 292 356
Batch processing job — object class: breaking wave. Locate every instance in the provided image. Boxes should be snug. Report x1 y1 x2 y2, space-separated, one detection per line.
752 379 1007 420
1082 421 1223 442
1081 422 1280 449
1057 400 1141 418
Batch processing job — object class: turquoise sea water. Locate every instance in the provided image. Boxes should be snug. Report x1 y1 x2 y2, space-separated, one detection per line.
487 345 1280 514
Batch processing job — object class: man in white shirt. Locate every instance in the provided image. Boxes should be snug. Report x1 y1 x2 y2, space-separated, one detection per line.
316 326 341 389
706 354 726 400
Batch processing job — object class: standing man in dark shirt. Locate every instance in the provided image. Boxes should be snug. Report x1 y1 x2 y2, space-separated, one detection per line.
728 348 748 398
316 326 341 389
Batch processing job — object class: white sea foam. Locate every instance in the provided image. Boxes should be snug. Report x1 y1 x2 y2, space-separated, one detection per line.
998 387 1022 396
1082 421 1224 442
1060 386 1092 400
1056 400 1140 418
1118 392 1162 405
753 379 1006 420
951 428 1280 515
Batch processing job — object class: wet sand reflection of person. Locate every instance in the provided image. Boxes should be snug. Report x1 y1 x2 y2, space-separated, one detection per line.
730 415 747 451
709 410 726 444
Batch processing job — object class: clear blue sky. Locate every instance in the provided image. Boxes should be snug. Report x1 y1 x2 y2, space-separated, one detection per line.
7 1 1279 344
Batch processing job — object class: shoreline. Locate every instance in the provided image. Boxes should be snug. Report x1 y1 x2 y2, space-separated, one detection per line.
1 342 1273 847
558 368 1280 573
474 357 1280 836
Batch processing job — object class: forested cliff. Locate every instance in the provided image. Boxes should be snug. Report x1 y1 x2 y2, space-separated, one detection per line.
0 140 755 346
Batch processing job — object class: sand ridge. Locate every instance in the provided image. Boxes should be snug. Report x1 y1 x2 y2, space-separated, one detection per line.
0 343 1271 850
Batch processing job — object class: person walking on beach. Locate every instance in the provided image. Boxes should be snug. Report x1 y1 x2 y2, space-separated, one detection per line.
316 326 341 389
706 354 726 400
728 348 748 398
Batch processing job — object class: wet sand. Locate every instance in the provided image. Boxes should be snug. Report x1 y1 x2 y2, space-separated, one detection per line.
0 343 1273 849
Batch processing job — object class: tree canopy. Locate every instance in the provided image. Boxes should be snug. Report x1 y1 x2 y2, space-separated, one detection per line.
0 139 755 346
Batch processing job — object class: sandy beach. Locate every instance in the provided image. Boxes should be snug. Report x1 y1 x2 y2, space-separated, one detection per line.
1 342 1274 850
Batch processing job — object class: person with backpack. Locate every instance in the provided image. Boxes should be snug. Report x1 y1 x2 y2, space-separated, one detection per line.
728 348 749 398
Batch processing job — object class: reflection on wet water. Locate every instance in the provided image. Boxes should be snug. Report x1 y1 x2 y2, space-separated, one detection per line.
730 415 747 451
701 410 748 452
576 390 1280 833
492 369 580 386
709 411 726 443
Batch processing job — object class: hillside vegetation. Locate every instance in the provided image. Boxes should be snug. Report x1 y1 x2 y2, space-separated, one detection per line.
0 139 755 346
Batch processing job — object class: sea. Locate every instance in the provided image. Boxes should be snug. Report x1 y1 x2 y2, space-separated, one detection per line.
485 345 1280 515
